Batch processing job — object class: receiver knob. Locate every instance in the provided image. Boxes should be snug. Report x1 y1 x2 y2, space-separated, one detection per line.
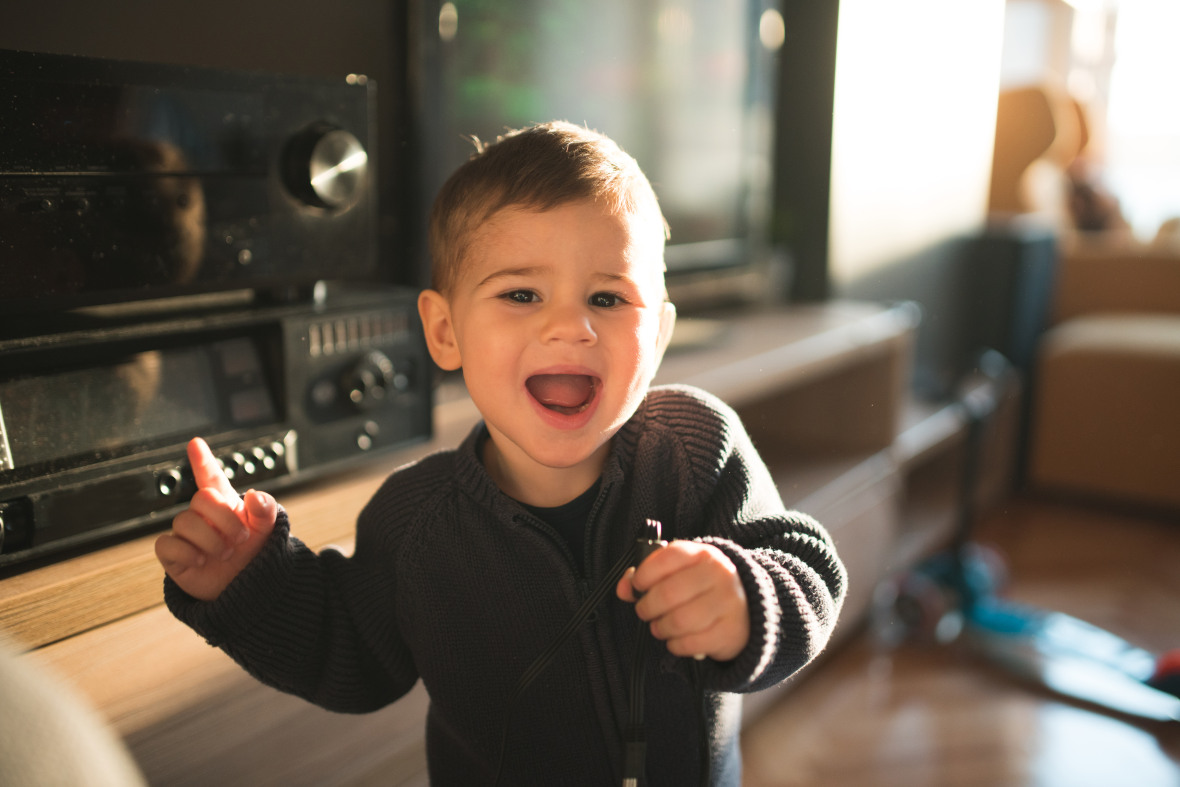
282 125 369 210
342 350 396 412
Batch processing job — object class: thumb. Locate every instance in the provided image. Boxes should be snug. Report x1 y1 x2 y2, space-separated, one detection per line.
242 489 278 535
616 567 639 603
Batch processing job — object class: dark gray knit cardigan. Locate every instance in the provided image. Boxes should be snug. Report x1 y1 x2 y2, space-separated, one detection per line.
165 384 847 786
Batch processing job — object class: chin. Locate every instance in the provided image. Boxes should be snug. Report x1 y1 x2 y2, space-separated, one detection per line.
520 431 615 472
529 442 608 471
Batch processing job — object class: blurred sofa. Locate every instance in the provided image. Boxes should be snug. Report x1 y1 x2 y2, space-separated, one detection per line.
988 84 1180 512
1029 239 1180 511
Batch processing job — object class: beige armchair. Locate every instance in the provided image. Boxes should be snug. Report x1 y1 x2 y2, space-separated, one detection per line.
988 84 1180 511
1029 242 1180 511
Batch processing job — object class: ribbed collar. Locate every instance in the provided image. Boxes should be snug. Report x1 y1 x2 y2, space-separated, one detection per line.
447 394 653 527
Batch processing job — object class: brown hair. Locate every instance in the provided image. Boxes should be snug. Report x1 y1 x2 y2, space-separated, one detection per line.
427 121 668 294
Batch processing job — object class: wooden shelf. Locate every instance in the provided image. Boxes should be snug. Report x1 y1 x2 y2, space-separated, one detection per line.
657 301 916 411
0 391 483 651
2 300 922 787
1 301 916 649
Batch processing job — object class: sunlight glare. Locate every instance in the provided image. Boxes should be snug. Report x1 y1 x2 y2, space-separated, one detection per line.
1103 0 1180 239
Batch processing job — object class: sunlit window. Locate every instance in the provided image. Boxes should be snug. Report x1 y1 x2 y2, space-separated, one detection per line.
1102 0 1180 240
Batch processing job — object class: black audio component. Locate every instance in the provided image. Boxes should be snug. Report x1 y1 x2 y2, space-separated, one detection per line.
0 286 431 568
0 49 378 313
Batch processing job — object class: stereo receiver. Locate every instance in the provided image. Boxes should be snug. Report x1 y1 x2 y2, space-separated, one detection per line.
0 287 432 568
0 51 431 569
0 48 378 313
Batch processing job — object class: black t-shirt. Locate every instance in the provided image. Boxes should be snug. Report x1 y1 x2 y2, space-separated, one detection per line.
518 480 601 574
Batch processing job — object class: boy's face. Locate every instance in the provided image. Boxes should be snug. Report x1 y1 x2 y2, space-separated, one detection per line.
419 199 675 504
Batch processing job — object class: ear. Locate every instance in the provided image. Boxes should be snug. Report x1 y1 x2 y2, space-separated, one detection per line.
417 289 463 371
654 300 677 362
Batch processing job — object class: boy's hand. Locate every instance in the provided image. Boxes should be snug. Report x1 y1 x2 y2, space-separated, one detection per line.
154 437 278 602
616 541 750 663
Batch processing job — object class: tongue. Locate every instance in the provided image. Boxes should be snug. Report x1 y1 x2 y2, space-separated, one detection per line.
527 374 594 409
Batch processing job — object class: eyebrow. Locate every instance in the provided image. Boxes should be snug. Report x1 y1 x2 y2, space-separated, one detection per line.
475 266 637 289
475 266 545 288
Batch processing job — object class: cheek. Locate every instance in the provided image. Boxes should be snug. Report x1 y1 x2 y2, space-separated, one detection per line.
615 318 663 378
458 319 531 383
634 313 665 356
460 339 511 377
461 350 519 416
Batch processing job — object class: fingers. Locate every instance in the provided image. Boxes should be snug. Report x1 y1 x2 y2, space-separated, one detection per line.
155 530 207 572
176 488 250 560
630 541 720 602
187 437 240 505
653 596 748 662
628 542 750 662
154 445 280 602
163 487 277 564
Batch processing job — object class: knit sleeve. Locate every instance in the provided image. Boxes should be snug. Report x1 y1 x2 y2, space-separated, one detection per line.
163 488 423 714
650 386 848 693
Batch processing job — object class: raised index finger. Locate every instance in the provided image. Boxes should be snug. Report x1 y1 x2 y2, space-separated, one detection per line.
186 437 241 506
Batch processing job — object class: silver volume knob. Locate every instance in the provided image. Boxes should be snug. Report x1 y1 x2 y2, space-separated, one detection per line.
283 125 369 211
309 129 368 208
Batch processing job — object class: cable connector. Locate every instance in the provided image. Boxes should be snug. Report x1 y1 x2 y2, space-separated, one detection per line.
632 519 666 600
622 519 666 787
622 729 647 787
638 518 663 557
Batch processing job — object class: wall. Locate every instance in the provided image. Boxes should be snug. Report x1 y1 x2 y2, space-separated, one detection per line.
828 0 1007 397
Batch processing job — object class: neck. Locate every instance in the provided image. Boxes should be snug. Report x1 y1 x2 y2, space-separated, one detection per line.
482 434 609 508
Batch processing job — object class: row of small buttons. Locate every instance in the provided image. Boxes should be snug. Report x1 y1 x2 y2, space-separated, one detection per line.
217 441 287 482
307 311 409 358
155 438 291 498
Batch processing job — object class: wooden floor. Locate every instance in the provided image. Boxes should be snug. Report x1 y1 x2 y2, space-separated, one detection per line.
740 495 1180 787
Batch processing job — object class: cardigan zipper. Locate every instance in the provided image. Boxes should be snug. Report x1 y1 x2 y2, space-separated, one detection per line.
512 480 631 786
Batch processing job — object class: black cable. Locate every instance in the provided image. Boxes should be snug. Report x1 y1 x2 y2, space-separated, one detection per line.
491 539 640 786
492 519 716 787
622 617 651 787
691 658 709 787
622 519 664 787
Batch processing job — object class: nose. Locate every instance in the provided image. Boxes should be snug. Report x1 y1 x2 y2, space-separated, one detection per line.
540 303 597 345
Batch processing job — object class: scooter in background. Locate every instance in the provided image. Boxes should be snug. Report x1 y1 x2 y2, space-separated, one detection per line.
875 351 1180 723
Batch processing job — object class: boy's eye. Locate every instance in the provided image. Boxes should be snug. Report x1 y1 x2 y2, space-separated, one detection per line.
589 292 624 308
501 289 539 304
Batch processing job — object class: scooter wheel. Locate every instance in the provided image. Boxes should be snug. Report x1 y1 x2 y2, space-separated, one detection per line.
963 542 1009 595
873 570 961 645
1147 648 1180 698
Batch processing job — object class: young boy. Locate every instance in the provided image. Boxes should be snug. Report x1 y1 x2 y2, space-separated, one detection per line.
156 121 846 786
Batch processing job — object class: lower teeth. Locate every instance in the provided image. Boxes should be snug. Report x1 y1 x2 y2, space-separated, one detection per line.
546 402 587 415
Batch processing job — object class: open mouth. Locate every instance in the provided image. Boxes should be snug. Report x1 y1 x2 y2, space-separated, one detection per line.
526 374 599 415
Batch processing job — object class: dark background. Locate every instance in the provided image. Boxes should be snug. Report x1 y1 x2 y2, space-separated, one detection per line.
1 0 425 286
3 1 1011 398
